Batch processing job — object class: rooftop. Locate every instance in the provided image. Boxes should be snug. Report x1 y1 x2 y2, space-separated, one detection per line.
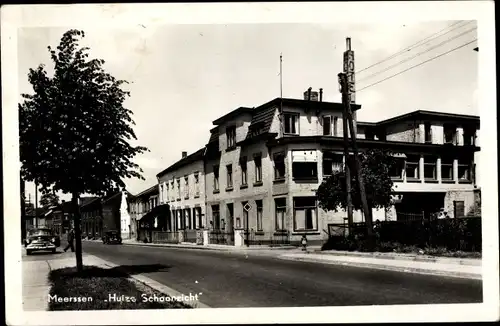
156 148 205 178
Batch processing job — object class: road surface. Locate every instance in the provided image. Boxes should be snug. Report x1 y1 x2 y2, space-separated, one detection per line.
81 241 482 308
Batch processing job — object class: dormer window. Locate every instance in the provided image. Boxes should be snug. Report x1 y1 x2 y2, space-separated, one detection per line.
424 122 432 143
443 124 457 144
283 112 299 135
226 126 236 148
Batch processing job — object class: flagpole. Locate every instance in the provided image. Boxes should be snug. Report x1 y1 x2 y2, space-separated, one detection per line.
279 53 283 137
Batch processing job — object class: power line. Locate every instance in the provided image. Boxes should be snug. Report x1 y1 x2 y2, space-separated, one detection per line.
357 26 477 84
355 20 471 75
356 39 477 93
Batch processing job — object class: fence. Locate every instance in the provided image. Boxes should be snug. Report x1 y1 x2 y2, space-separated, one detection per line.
152 231 180 244
243 230 291 246
182 229 198 243
209 230 234 245
327 216 482 252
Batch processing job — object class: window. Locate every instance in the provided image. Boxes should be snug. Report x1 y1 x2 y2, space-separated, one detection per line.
405 155 420 179
323 116 332 135
212 205 220 229
184 175 189 199
275 198 286 231
458 159 471 181
213 165 219 191
424 156 437 180
256 200 263 231
333 117 339 136
292 150 318 181
184 209 191 229
176 178 181 199
323 151 343 178
226 164 233 188
254 155 262 183
424 122 432 143
274 153 286 180
196 207 203 229
463 127 475 146
389 157 405 179
240 157 248 186
293 197 317 231
242 202 248 230
160 184 164 203
170 181 174 201
441 156 454 181
283 113 299 134
226 126 236 148
444 124 457 144
165 183 169 202
194 172 200 197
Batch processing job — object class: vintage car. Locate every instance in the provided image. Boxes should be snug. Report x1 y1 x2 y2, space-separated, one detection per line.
25 228 61 255
102 230 122 244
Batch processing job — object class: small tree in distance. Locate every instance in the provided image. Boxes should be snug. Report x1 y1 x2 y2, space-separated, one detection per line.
316 149 397 247
39 189 60 209
19 29 149 272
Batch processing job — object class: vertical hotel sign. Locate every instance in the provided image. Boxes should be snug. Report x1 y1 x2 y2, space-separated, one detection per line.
343 37 355 104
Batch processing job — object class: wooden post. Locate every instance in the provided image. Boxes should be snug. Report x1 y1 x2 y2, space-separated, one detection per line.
339 73 374 243
339 75 354 236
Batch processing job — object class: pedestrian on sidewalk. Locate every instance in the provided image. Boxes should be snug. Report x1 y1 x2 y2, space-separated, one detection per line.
301 235 308 252
64 228 75 252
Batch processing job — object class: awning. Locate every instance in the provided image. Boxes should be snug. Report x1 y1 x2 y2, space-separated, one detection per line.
137 204 170 222
292 150 318 162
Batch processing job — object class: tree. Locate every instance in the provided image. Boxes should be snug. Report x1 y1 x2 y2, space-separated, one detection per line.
39 190 60 209
19 29 148 272
316 149 397 245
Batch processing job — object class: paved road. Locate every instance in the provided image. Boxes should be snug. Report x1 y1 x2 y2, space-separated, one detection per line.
82 242 482 308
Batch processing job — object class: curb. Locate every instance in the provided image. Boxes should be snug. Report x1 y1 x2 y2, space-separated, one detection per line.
98 259 211 309
121 241 299 253
316 250 481 266
279 255 482 280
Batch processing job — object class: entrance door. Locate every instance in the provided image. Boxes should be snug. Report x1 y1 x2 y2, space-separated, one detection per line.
226 203 234 232
454 201 465 218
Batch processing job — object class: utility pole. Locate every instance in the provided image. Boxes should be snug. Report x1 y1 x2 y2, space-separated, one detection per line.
339 80 354 236
34 181 38 228
339 73 374 242
341 37 374 244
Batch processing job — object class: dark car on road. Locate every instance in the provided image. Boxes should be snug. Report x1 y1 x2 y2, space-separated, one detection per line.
102 230 122 244
24 228 61 255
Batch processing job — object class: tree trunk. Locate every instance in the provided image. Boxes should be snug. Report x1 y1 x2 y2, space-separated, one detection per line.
71 192 83 272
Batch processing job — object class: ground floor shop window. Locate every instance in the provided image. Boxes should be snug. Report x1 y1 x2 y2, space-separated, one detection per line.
256 200 263 231
293 197 318 231
275 198 286 231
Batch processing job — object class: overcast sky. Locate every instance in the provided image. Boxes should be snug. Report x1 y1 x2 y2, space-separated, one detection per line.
17 21 478 204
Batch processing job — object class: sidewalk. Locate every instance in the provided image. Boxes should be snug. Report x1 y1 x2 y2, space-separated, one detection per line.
22 253 109 311
22 251 210 311
279 252 482 280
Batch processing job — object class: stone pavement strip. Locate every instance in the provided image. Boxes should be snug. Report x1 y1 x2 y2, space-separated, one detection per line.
23 254 210 311
278 252 482 280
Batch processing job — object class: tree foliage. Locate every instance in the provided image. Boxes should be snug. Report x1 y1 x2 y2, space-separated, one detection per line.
316 149 398 213
19 29 149 196
39 191 60 209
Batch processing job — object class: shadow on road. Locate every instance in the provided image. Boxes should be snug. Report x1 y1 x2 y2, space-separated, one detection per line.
49 264 172 280
26 250 64 256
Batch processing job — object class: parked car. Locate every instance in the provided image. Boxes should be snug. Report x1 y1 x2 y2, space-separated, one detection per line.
102 230 122 244
24 228 60 255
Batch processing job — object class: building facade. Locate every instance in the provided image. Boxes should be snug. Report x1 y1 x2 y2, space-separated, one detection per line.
128 185 159 241
153 90 480 246
157 149 206 235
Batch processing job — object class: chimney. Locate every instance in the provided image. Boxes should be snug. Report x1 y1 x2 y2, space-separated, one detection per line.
303 87 319 101
182 151 188 158
319 88 323 102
